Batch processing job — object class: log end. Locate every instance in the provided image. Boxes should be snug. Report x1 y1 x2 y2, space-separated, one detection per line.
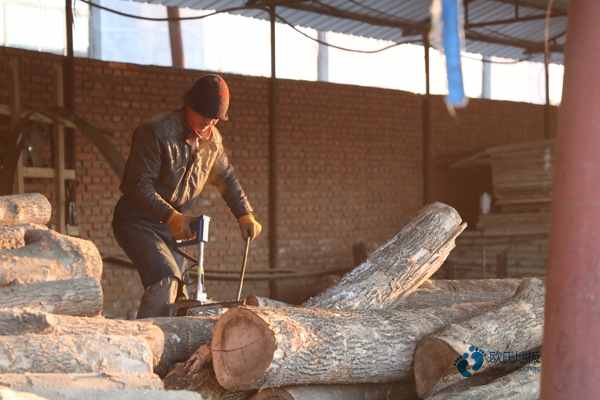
211 307 276 391
414 337 459 398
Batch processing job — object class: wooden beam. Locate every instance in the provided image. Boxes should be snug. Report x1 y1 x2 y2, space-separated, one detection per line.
55 63 66 233
9 59 24 194
167 6 185 68
23 167 75 180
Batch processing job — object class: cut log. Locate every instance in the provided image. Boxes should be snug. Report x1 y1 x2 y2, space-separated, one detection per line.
0 227 102 285
304 203 466 310
414 278 544 398
0 334 153 373
390 279 521 309
249 382 417 400
426 361 541 400
0 278 103 316
0 193 51 225
0 309 216 376
164 345 251 400
211 303 492 391
1 388 204 400
0 224 46 250
0 373 163 390
245 295 290 308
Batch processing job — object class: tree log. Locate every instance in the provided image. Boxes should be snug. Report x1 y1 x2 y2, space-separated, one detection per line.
390 279 521 309
164 345 251 400
0 334 153 373
1 388 204 400
245 295 290 308
0 309 216 376
0 278 103 316
426 361 541 400
304 203 466 310
249 382 417 400
0 373 163 391
0 224 45 250
211 303 492 391
414 278 544 398
0 227 102 285
0 194 51 225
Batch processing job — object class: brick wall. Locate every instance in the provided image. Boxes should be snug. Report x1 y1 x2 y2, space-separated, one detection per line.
0 46 558 317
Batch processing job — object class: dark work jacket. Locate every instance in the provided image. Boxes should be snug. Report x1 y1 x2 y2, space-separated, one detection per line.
117 110 253 222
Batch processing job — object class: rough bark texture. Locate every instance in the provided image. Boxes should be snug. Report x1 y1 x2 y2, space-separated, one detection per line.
414 278 544 398
391 279 521 309
0 309 216 376
0 227 102 285
2 388 204 400
249 382 417 400
211 303 492 391
164 345 251 400
0 224 45 250
427 361 541 400
245 295 290 308
304 203 465 310
0 334 153 374
0 193 51 225
0 373 164 390
0 278 103 316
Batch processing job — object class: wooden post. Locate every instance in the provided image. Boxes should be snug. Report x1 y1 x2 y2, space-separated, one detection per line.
9 58 24 194
55 64 66 233
167 6 185 68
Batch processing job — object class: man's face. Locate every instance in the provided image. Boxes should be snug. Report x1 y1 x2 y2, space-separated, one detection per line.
185 107 219 140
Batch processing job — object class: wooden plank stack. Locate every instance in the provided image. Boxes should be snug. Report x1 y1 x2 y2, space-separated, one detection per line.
444 140 554 279
2 194 543 400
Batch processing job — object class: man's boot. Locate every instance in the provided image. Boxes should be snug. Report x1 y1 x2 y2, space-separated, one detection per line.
136 276 179 318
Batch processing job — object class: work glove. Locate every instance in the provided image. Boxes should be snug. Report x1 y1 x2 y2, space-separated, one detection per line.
238 214 262 240
167 210 194 240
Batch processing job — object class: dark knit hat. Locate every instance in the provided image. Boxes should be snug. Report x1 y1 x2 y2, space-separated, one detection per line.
184 74 230 120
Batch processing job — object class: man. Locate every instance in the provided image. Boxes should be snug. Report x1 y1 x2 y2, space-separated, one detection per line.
112 74 262 318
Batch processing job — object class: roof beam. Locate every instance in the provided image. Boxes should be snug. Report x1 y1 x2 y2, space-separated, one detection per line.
273 1 563 54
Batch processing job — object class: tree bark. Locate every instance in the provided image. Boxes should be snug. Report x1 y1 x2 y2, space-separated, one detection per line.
0 224 45 250
245 295 290 308
0 227 102 285
164 345 251 400
0 334 153 374
414 278 544 398
1 388 204 400
390 279 521 309
304 203 466 310
0 194 51 225
248 382 417 400
0 373 163 391
426 361 541 400
211 303 492 391
0 309 217 376
0 278 103 316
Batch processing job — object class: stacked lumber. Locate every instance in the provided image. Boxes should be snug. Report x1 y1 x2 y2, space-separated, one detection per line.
447 140 554 279
165 202 541 400
0 193 216 399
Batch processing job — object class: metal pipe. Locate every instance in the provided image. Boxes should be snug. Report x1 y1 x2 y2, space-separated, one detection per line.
422 32 431 205
541 1 600 398
544 48 551 138
268 4 279 297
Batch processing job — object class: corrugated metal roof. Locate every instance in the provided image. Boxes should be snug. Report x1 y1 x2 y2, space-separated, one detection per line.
130 0 567 64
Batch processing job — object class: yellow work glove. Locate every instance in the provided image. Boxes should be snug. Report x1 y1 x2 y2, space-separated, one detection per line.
166 210 194 240
238 214 262 240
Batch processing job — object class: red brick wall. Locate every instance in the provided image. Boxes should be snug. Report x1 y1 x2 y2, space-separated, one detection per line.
1 46 558 316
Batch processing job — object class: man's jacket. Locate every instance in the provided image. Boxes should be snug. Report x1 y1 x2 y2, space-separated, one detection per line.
118 110 253 222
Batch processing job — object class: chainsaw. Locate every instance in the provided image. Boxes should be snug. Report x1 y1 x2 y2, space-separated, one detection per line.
169 215 251 316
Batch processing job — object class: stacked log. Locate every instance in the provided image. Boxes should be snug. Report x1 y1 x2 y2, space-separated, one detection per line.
0 194 103 316
0 193 216 398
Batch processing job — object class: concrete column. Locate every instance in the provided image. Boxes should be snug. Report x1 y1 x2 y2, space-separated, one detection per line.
541 1 600 398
